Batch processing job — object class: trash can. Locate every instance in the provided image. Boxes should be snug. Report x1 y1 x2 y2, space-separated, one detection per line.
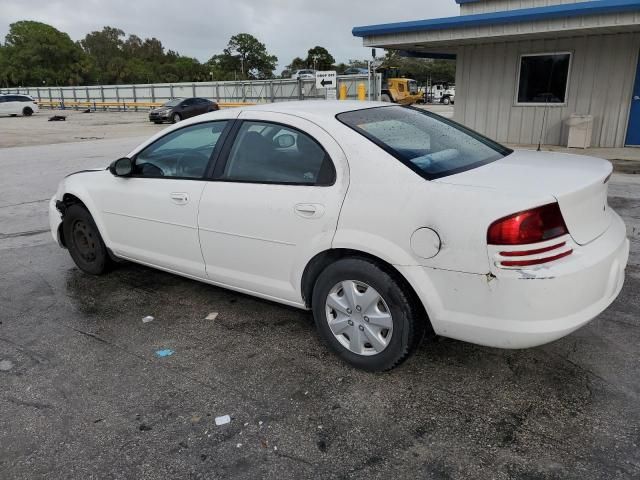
565 114 593 149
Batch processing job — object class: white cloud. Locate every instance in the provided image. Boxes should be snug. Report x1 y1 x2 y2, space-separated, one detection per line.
0 0 458 71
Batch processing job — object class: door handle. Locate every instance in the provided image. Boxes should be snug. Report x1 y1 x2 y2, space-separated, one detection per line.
170 192 189 204
294 203 325 219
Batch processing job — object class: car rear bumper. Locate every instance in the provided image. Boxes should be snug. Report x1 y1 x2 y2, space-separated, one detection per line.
49 196 64 247
398 210 629 348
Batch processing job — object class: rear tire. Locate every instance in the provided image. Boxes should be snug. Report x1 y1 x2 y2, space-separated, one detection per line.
23 107 33 116
62 204 112 275
381 94 392 103
311 257 426 371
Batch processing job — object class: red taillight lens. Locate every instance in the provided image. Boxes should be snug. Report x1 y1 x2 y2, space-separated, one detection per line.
487 203 568 245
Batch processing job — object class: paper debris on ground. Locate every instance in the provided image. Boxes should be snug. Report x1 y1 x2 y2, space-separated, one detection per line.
155 349 174 357
0 359 14 371
205 312 218 321
215 415 231 426
142 315 154 323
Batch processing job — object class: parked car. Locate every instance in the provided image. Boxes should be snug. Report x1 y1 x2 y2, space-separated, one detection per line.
343 67 369 75
49 101 629 371
0 94 39 117
290 69 316 80
149 97 218 124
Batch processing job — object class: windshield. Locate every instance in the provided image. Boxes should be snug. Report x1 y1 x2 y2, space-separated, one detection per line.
163 99 182 107
337 106 511 180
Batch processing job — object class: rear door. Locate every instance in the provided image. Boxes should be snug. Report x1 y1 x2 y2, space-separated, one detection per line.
198 111 349 304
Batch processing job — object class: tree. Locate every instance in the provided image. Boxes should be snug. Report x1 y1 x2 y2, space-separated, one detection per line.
380 49 455 85
222 33 277 79
2 21 86 86
305 46 335 71
80 27 125 82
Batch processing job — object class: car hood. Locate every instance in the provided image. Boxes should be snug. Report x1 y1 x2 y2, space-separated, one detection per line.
435 149 613 245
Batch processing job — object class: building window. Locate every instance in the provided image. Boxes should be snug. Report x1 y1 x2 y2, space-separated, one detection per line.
516 53 571 105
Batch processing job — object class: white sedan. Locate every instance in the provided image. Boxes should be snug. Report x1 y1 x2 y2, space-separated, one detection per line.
49 101 629 371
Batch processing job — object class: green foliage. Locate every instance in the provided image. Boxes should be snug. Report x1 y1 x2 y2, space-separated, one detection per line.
209 33 278 80
305 46 335 71
381 50 456 85
1 21 85 87
0 22 456 88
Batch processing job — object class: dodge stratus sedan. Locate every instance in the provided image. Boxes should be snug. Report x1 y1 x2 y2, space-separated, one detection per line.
49 101 629 371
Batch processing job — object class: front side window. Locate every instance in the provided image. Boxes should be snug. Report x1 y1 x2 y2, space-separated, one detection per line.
221 121 335 185
337 106 511 180
517 53 571 104
134 121 228 178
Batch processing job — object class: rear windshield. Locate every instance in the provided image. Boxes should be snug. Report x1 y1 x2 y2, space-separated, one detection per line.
337 106 511 180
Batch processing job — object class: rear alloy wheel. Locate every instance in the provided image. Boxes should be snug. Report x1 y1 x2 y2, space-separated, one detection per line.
171 113 181 123
62 204 112 275
23 107 33 116
312 257 426 371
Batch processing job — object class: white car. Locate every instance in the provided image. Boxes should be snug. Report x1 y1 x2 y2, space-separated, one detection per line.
0 94 39 116
48 101 629 371
291 69 316 80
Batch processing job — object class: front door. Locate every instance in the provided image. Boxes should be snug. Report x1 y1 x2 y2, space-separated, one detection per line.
626 52 640 146
198 111 349 305
93 120 230 278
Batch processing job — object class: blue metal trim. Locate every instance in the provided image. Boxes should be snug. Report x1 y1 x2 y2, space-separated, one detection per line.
352 0 640 37
399 50 457 60
455 0 481 4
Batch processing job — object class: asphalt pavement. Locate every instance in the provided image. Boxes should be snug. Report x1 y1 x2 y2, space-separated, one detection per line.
1 133 639 480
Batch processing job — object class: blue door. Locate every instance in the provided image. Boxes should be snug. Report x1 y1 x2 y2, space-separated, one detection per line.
626 52 640 146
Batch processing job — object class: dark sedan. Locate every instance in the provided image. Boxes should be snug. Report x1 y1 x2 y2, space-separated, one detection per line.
149 97 219 124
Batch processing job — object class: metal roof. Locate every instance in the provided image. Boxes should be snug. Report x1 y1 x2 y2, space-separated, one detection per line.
352 0 640 38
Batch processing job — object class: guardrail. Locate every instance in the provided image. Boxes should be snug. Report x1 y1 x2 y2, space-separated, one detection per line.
35 100 255 111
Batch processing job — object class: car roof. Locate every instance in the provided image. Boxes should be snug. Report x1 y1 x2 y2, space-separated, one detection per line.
239 100 392 118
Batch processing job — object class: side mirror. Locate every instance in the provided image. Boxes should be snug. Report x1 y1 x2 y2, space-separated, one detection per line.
109 157 133 176
275 134 296 148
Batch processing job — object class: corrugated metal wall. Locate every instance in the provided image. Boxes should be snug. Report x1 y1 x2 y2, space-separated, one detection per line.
453 32 640 147
460 0 595 15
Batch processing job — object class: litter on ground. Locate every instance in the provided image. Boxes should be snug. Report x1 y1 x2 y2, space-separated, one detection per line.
205 312 218 321
155 349 174 358
0 360 14 371
215 415 231 426
142 315 154 323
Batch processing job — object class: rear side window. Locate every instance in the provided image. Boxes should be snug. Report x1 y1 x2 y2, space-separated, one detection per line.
337 106 511 180
221 121 335 185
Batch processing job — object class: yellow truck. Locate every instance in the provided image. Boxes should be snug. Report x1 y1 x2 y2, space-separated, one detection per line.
378 67 422 105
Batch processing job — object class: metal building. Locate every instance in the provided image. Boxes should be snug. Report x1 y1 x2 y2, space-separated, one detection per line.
353 0 640 148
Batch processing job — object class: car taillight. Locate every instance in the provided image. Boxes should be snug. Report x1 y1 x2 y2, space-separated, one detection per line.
487 203 568 245
488 203 573 267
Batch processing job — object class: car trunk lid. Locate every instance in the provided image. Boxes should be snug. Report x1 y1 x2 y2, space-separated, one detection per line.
435 150 613 245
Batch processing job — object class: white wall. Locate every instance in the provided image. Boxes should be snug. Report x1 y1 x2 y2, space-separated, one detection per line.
453 32 640 147
460 0 595 15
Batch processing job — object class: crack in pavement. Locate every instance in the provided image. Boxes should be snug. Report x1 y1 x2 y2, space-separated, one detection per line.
0 229 50 240
0 199 49 209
